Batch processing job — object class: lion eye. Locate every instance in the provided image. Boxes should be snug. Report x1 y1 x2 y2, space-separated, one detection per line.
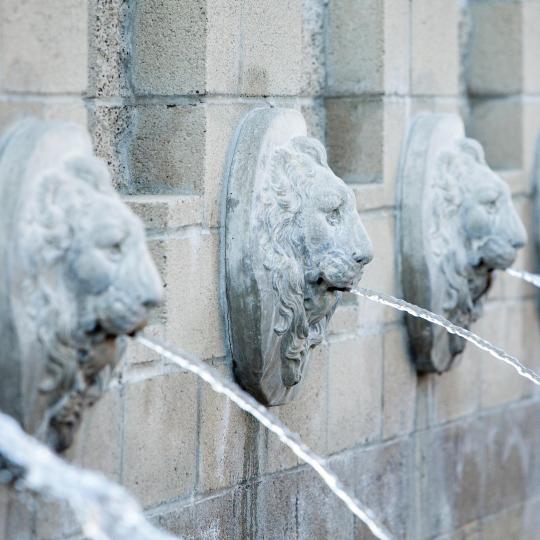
326 208 341 226
484 199 498 212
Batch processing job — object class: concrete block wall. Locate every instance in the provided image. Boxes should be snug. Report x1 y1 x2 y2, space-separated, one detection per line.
1 0 540 538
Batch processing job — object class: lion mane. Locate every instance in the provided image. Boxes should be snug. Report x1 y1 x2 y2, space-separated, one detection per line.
261 137 337 385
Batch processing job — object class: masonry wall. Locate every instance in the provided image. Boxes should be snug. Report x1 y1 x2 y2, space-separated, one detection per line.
1 0 540 539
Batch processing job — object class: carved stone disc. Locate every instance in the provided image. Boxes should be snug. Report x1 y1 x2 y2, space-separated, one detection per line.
223 107 373 404
400 113 526 373
400 114 467 373
224 108 308 405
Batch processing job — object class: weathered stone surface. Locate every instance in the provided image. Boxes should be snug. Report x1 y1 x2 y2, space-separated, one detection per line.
0 0 88 94
399 113 526 373
224 107 373 405
416 418 484 537
0 119 162 453
122 372 197 508
410 0 460 95
327 335 383 452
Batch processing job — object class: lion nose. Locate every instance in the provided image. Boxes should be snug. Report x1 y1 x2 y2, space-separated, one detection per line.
352 251 373 267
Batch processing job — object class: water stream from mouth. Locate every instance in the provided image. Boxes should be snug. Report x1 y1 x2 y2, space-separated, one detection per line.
505 268 540 289
136 334 392 540
351 288 540 387
0 412 178 540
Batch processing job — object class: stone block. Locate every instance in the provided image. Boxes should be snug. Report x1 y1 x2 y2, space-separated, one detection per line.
240 0 303 96
198 364 256 492
469 97 523 170
0 0 88 94
72 387 123 481
130 104 206 195
410 0 460 95
467 0 523 95
479 304 531 409
326 97 384 184
523 1 540 94
35 499 78 540
327 335 383 452
352 439 413 539
263 344 329 473
297 458 356 539
131 0 206 95
0 101 87 135
122 371 198 508
162 232 224 360
327 0 384 94
382 327 416 439
482 401 540 516
415 418 484 537
88 0 131 98
206 0 242 95
155 490 239 539
481 498 540 540
432 345 480 424
356 212 399 326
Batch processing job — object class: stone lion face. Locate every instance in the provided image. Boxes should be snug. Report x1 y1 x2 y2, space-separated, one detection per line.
433 138 526 358
460 165 526 271
264 137 373 387
301 153 373 324
0 120 162 452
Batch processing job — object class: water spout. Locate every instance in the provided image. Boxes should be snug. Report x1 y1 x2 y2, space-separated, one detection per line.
136 334 392 540
351 288 540 387
505 268 540 288
0 412 177 540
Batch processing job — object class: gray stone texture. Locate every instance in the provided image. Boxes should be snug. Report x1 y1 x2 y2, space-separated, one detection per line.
3 0 540 539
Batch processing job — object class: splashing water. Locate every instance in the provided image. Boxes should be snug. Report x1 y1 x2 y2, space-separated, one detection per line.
351 288 540 387
136 334 392 540
505 268 540 289
0 412 178 540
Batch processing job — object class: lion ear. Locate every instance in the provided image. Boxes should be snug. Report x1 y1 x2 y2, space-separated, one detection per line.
291 136 328 167
64 156 114 194
457 138 486 165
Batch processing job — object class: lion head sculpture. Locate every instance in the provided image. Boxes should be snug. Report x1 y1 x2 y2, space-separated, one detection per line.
431 138 527 358
0 119 162 453
261 137 373 387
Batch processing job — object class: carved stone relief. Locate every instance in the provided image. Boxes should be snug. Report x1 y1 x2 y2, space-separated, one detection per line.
223 108 373 405
0 119 162 453
399 113 527 373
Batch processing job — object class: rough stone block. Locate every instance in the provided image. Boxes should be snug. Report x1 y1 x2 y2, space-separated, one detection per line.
383 327 416 439
35 500 78 540
410 0 460 95
122 372 198 508
240 0 303 96
88 0 131 98
0 0 88 94
481 497 540 540
163 232 224 360
130 104 206 195
467 0 523 95
327 335 383 452
416 418 484 537
326 97 384 184
131 0 206 95
327 0 384 94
